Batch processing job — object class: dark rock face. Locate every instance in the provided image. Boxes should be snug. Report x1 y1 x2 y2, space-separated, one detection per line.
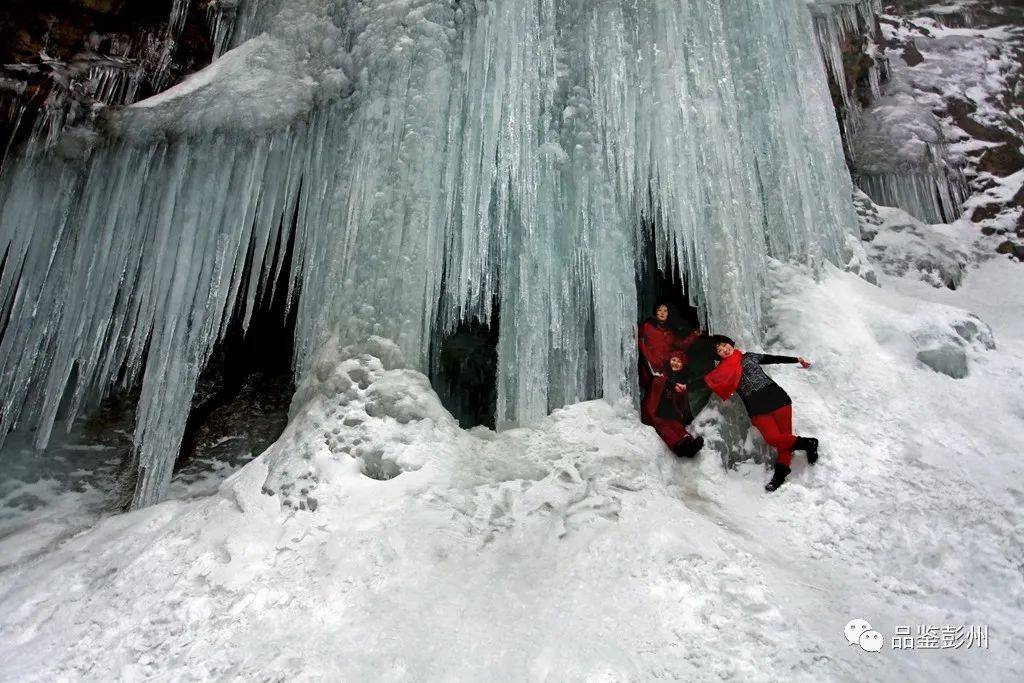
996 239 1024 260
901 40 924 67
0 0 213 165
170 369 294 497
847 1 1024 255
977 144 1024 178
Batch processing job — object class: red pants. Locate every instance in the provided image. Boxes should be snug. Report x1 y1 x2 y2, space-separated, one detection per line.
650 417 692 449
750 405 797 467
640 372 662 426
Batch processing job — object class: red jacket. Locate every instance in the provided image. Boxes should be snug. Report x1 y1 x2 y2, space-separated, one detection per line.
638 321 700 374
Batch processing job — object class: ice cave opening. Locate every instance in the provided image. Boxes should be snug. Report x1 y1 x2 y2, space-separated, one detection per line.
0 207 300 516
170 220 299 488
635 220 717 417
430 309 499 430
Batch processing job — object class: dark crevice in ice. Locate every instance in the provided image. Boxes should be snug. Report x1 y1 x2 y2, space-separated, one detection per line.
635 219 716 415
430 310 499 430
174 209 299 477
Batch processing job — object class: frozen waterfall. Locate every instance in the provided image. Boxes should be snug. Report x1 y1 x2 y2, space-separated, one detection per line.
0 0 858 507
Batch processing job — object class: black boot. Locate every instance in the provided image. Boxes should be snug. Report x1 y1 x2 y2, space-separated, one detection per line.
673 435 704 458
794 436 819 465
764 464 791 492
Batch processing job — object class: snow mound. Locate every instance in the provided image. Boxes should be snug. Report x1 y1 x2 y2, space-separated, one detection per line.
856 191 973 289
117 5 350 138
119 35 316 137
261 336 459 510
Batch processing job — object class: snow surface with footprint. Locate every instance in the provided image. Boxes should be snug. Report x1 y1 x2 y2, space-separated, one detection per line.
2 242 1023 680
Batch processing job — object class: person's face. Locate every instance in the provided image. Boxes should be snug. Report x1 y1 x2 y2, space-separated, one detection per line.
715 343 734 359
655 305 668 322
669 357 683 371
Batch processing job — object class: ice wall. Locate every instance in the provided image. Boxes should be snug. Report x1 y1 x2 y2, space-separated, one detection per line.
0 0 857 506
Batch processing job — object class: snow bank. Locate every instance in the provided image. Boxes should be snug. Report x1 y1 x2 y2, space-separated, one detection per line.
855 190 973 289
2 260 1022 681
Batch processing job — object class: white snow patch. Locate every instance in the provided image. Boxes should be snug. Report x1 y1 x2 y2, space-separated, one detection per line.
1 259 1022 680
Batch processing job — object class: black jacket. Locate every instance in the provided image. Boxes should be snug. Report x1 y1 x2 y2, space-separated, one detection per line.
701 353 799 416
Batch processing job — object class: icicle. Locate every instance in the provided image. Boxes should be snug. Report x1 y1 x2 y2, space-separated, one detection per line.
1 81 29 163
206 0 279 59
856 166 969 224
0 0 859 505
807 0 886 161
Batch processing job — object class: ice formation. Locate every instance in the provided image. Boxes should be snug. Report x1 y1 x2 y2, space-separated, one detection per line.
0 0 858 506
808 1 978 225
852 91 969 224
809 0 885 139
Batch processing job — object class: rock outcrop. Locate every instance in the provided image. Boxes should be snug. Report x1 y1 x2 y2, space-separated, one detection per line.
0 0 213 165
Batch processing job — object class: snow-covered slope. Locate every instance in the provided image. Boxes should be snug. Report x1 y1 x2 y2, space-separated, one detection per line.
2 255 1021 680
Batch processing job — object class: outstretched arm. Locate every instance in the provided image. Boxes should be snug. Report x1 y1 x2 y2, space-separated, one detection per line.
759 353 811 368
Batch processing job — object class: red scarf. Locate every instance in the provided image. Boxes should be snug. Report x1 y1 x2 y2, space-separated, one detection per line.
705 350 743 401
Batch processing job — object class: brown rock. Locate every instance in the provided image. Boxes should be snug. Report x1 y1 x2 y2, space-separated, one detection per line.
971 203 1004 223
902 41 924 67
946 98 1016 144
75 1 128 13
978 145 1024 177
996 240 1017 255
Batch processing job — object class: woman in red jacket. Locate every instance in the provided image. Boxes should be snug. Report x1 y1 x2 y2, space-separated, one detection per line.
634 305 700 382
683 335 819 491
638 304 701 422
638 303 705 457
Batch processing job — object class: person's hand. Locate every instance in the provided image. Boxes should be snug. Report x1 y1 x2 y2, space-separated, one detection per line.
674 383 686 393
798 357 812 369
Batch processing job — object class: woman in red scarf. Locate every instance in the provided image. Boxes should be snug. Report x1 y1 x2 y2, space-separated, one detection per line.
683 335 819 491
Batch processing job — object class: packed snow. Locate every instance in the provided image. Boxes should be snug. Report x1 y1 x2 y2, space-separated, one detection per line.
854 190 973 289
1 244 1021 679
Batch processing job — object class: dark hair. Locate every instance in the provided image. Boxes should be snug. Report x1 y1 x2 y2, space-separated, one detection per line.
652 303 687 332
709 334 736 347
